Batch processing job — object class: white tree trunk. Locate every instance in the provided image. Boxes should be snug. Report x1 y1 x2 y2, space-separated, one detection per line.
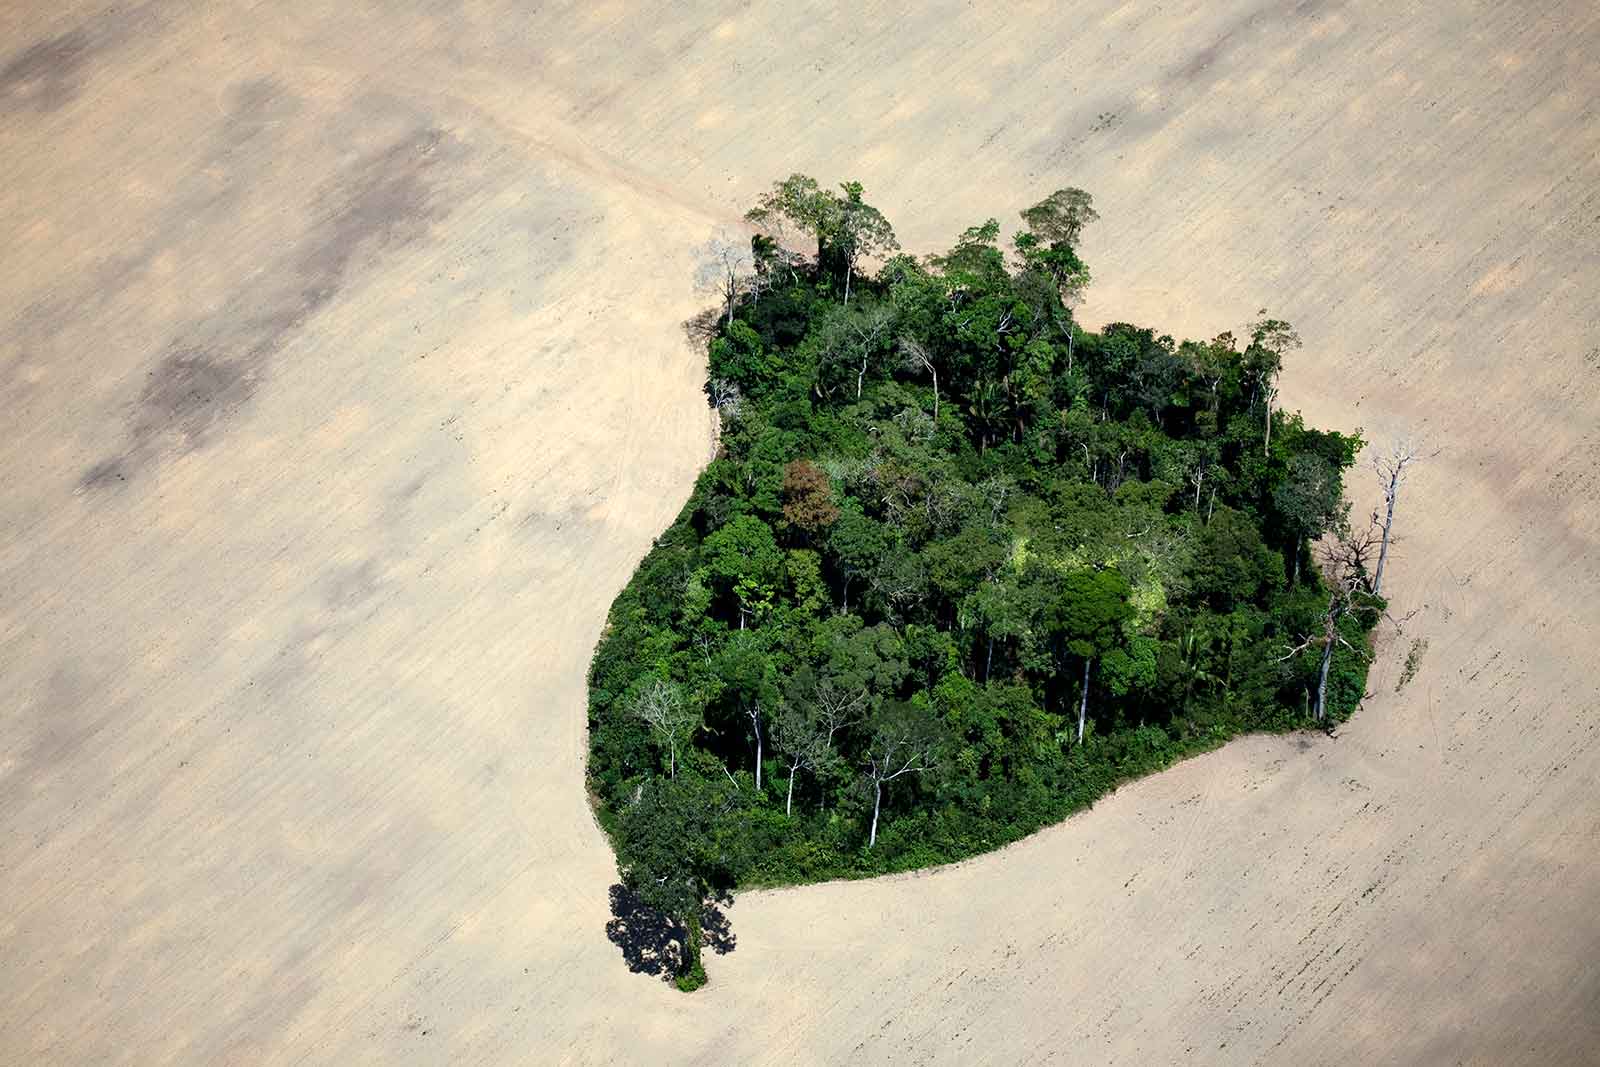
1314 634 1334 721
1077 657 1091 744
869 779 882 847
786 766 797 816
1374 480 1399 596
749 707 763 791
1312 606 1339 722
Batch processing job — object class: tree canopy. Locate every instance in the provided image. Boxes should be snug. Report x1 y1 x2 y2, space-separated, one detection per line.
591 179 1380 986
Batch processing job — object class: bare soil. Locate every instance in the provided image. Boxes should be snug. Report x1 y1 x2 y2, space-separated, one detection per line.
3 2 1596 1063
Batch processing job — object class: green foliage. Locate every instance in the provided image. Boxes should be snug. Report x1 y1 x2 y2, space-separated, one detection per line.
588 178 1381 904
1396 636 1428 693
675 960 708 993
1048 569 1132 660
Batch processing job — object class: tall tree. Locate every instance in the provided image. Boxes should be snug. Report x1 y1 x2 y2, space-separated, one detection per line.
614 775 741 989
782 459 841 535
846 304 895 398
771 681 860 816
833 181 899 306
715 634 779 792
1016 187 1098 310
1019 187 1099 248
862 700 941 847
745 173 836 263
694 230 754 327
1046 568 1133 744
1245 314 1301 455
1369 436 1432 596
829 502 886 613
630 678 698 779
702 515 784 629
1279 518 1380 721
899 336 941 421
1273 452 1345 584
744 175 898 305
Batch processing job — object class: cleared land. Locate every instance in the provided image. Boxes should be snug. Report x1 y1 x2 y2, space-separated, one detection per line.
2 1 1597 1062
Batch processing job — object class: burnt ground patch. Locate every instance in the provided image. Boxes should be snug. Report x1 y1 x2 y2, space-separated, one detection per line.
79 122 465 491
0 30 96 112
0 5 156 113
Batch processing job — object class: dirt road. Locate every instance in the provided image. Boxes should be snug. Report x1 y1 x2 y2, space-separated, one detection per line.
3 2 1596 1062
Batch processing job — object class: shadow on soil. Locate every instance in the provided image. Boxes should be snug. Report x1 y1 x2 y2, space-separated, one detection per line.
605 884 736 982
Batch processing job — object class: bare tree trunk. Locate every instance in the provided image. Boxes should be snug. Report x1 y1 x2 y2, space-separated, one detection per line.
1180 631 1198 713
681 909 702 980
1264 392 1274 456
931 367 939 422
786 763 797 815
985 635 994 683
857 354 866 399
1077 657 1091 744
1374 482 1398 596
1370 438 1427 597
1314 625 1334 722
748 706 763 791
869 779 882 847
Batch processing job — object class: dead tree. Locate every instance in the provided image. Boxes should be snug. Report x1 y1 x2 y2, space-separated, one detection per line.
631 679 699 778
773 703 829 816
899 336 940 421
848 306 894 400
1370 436 1434 597
694 231 753 327
774 672 869 814
772 681 864 816
862 703 939 848
1278 520 1381 722
707 378 743 419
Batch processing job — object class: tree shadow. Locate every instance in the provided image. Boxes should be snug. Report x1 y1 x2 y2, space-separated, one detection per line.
604 884 736 982
682 307 721 355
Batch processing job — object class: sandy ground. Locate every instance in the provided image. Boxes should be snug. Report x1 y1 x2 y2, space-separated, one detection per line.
2 1 1597 1063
